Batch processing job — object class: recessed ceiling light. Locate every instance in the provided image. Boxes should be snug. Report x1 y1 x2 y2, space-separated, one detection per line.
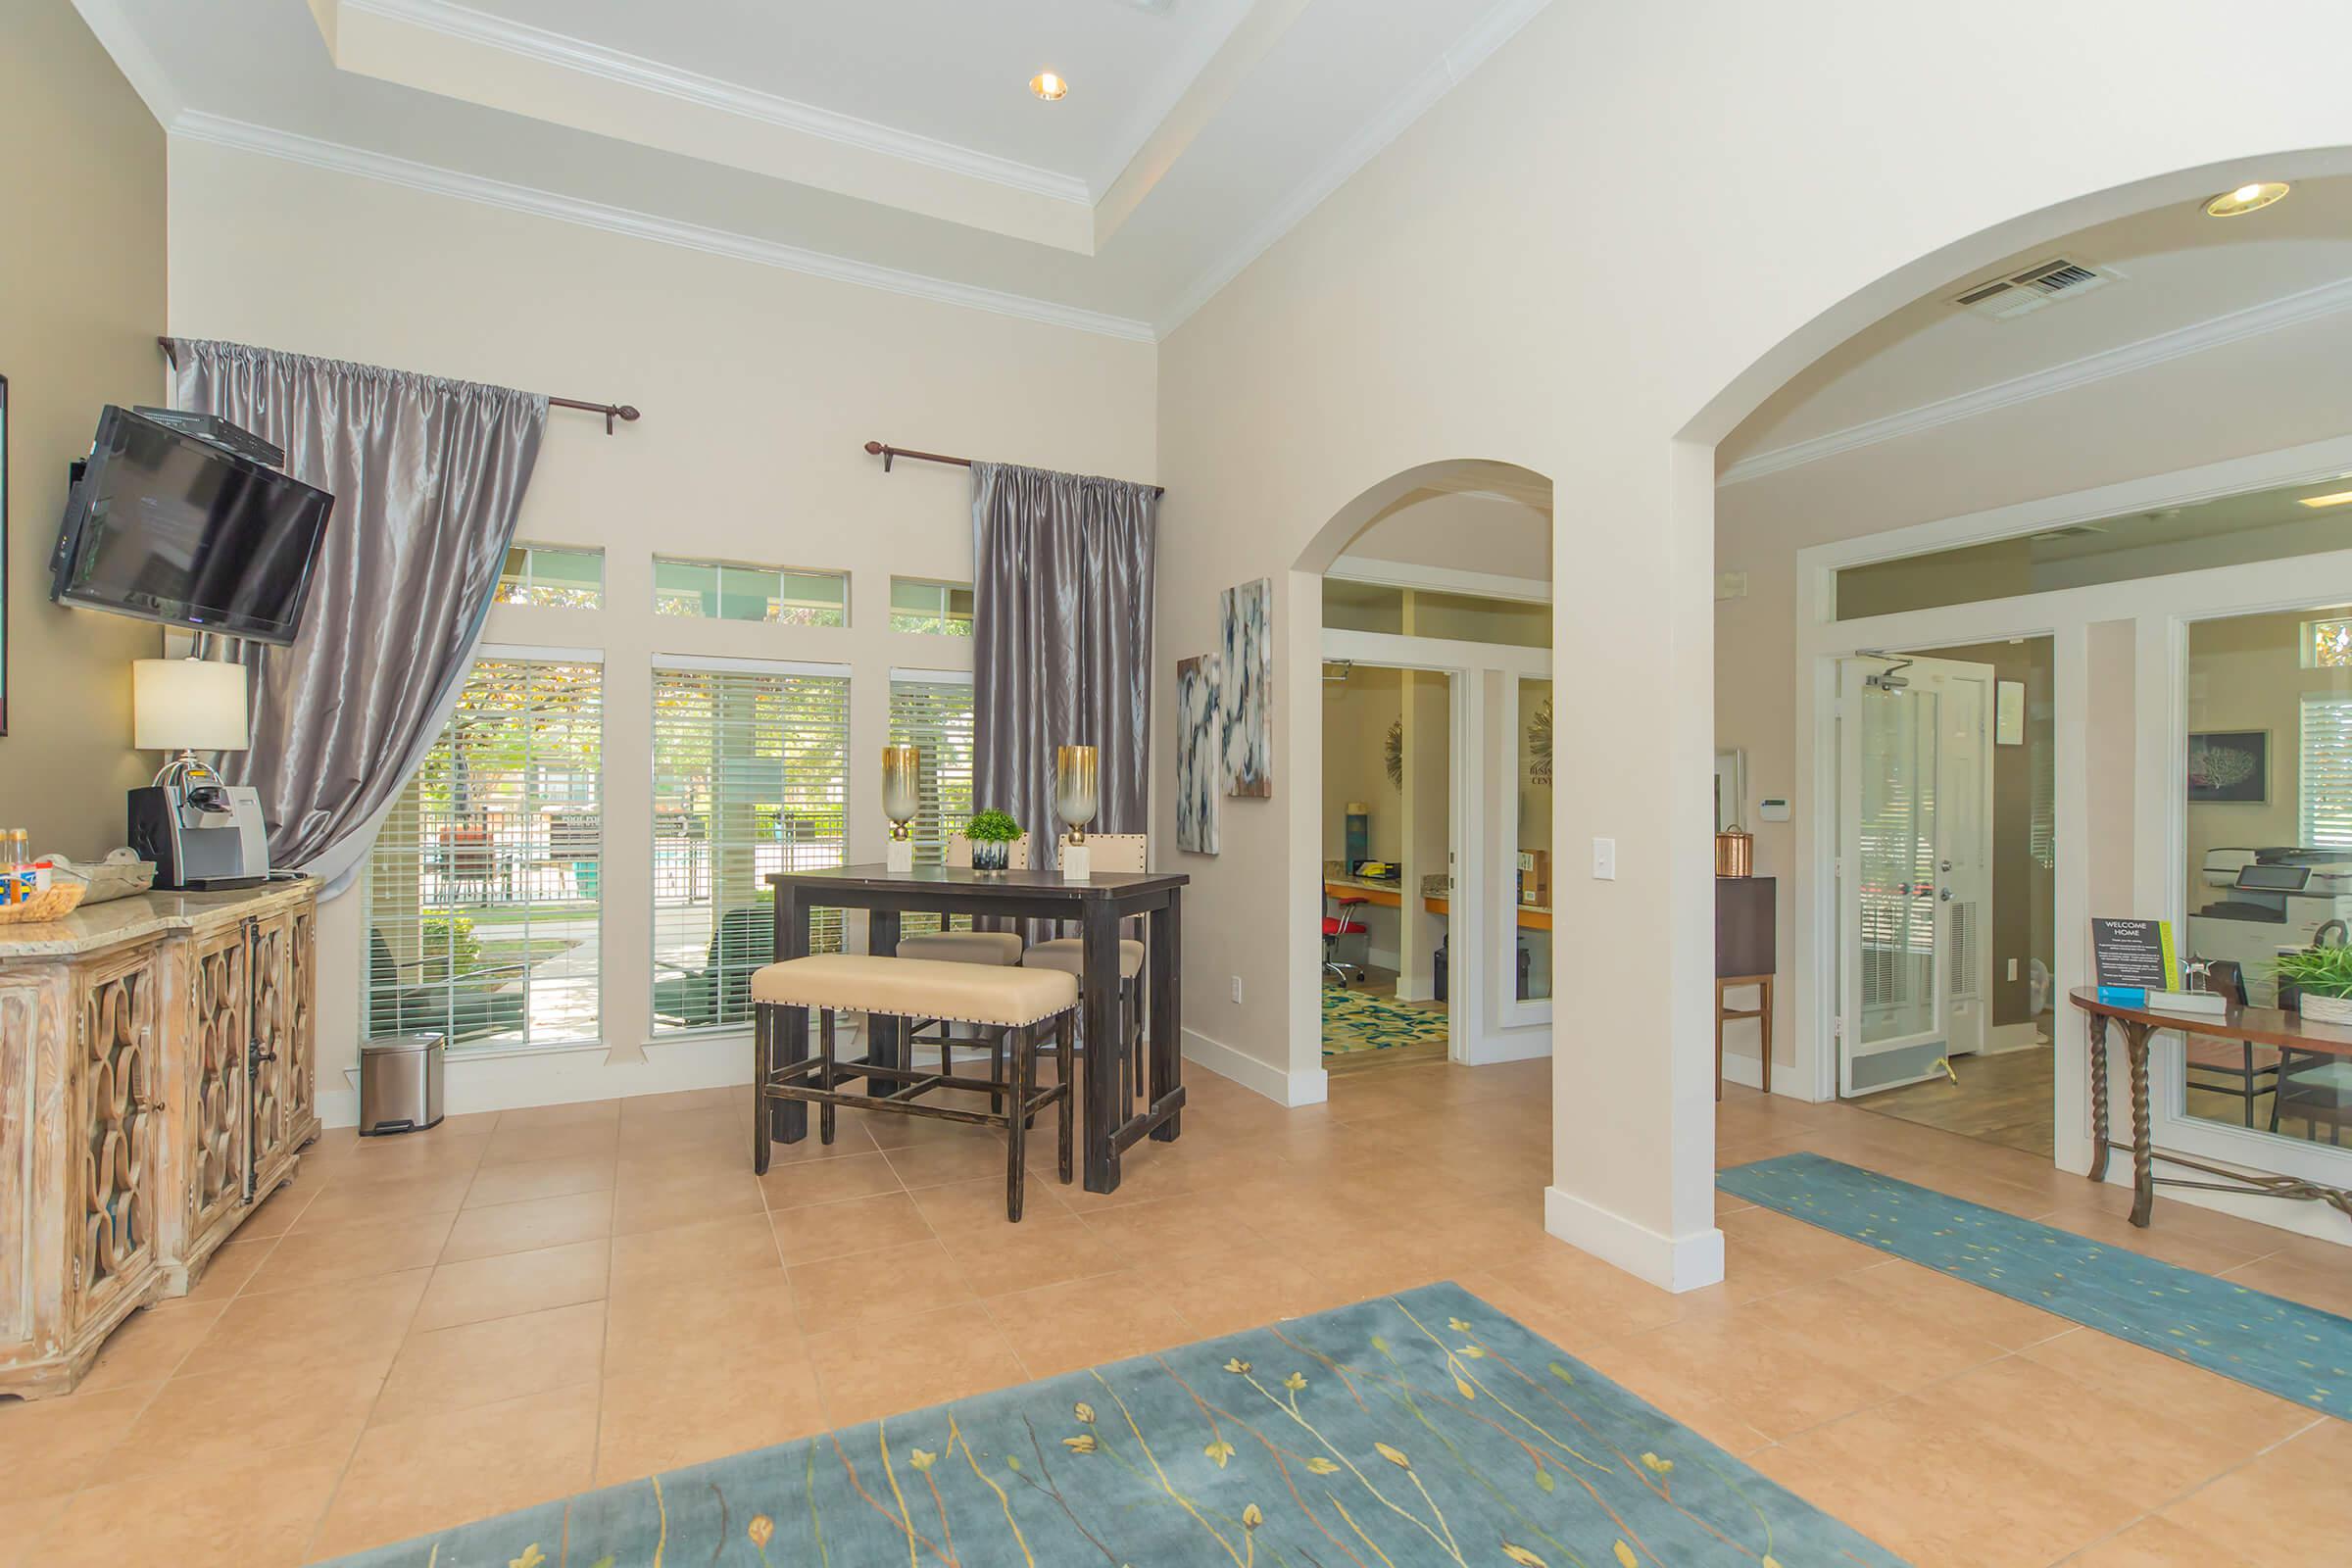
2204 180 2289 218
2298 489 2352 509
1030 71 1068 101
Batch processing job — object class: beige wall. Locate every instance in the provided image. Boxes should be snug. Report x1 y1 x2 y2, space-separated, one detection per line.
169 140 1155 1118
0 0 167 856
1715 313 2352 1075
1155 0 2352 1282
1322 665 1402 864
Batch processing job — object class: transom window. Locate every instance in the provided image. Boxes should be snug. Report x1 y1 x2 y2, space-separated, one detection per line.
364 655 603 1050
2306 617 2352 669
494 544 604 609
890 577 975 636
655 557 848 626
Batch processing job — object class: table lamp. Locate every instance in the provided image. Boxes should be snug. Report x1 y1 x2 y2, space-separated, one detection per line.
1055 744 1099 881
133 657 250 790
882 745 919 874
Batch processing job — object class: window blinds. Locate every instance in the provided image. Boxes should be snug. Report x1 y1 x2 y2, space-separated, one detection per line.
889 674 975 936
363 656 604 1050
2302 694 2352 847
652 662 851 1033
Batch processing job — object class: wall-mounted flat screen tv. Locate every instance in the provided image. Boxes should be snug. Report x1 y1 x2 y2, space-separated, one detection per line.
49 405 332 645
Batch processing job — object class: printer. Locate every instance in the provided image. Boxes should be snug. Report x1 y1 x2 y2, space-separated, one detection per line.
2185 847 2352 1004
126 778 271 892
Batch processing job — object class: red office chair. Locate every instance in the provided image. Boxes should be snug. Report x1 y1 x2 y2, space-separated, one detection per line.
1323 893 1369 985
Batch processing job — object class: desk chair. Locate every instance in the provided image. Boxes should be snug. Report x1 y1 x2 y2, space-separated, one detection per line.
1323 892 1369 985
2184 959 2279 1127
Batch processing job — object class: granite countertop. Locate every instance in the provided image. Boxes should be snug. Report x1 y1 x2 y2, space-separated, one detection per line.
0 878 316 959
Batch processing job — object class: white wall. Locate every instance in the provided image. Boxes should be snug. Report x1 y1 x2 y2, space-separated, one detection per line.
167 139 1155 1121
1154 0 2352 1289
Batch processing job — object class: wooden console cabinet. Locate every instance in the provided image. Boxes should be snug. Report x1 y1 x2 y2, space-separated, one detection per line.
0 880 318 1398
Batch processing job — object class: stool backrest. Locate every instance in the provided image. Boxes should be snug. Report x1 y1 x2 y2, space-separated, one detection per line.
948 832 1031 870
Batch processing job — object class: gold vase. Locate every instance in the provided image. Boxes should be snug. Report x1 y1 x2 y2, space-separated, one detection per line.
881 746 919 840
1054 745 1100 845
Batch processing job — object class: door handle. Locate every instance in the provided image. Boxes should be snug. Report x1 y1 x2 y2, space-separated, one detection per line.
1939 888 1954 902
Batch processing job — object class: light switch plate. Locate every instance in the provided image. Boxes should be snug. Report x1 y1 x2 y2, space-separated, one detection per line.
1592 837 1616 880
1757 798 1790 822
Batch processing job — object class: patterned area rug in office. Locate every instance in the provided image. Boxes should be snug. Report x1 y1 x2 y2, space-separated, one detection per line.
319 1282 1905 1568
1322 983 1449 1054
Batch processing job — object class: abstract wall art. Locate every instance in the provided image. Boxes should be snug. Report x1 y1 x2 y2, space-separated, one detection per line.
1174 653 1221 854
2187 729 2267 804
1219 577 1272 797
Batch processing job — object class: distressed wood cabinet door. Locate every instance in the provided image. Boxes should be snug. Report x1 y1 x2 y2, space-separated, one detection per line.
248 912 295 1180
69 950 162 1331
186 927 249 1240
284 902 318 1146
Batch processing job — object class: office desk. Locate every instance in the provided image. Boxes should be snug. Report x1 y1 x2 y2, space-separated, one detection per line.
1420 895 1551 931
1324 878 1402 908
2069 988 2352 1228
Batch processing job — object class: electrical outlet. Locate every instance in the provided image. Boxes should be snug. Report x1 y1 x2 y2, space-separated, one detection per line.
1592 837 1616 880
2007 957 2019 982
1230 975 1243 1004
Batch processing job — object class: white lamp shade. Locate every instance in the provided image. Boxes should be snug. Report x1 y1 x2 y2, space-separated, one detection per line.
133 659 251 753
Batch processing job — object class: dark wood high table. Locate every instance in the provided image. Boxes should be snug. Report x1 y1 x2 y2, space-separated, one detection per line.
2069 988 2352 1228
767 864 1189 1193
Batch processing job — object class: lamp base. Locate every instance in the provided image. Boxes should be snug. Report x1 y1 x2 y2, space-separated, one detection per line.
1061 842 1091 882
885 839 914 876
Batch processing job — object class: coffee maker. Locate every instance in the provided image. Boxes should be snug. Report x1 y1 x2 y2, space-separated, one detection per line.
127 779 270 891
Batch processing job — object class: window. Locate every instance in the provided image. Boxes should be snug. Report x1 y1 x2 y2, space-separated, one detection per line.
889 673 976 935
494 545 604 609
652 661 851 1032
2302 693 2352 847
364 655 603 1050
2306 617 2352 669
655 557 848 626
890 577 974 636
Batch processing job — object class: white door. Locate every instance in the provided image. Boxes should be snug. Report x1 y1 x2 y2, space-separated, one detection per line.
1838 655 1995 1096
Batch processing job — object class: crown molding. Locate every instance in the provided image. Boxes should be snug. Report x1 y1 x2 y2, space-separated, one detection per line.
170 113 1158 343
1154 0 1553 336
70 0 184 127
340 0 1094 207
1718 273 2352 487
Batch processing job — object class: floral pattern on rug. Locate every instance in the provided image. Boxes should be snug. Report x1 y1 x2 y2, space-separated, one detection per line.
1721 1152 2352 1420
320 1283 1904 1567
1322 984 1448 1055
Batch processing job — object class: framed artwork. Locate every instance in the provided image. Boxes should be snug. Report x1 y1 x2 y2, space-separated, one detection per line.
1219 577 1272 797
1174 654 1221 855
2187 730 2268 804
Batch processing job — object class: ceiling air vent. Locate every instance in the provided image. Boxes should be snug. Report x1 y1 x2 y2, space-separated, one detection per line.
1952 257 2117 320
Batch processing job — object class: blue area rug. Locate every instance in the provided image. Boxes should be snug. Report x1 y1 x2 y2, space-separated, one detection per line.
1719 1152 2352 1420
319 1282 1902 1567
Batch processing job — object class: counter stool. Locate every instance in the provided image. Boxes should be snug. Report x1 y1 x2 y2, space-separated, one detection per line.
893 833 1033 1103
750 954 1076 1220
1025 833 1150 1105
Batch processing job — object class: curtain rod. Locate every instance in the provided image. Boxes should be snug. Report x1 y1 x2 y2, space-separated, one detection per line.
156 337 640 434
862 440 1165 497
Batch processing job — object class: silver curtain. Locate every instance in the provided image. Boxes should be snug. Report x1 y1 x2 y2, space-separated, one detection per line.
972 462 1158 872
167 338 546 884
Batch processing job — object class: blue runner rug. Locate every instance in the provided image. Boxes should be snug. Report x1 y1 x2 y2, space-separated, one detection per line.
1719 1152 2352 1421
320 1281 1904 1567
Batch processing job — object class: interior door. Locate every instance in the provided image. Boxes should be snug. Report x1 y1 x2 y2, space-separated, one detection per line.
1838 655 1995 1095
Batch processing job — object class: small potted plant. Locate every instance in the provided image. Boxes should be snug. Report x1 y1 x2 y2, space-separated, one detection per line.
963 809 1022 873
2273 945 2352 1024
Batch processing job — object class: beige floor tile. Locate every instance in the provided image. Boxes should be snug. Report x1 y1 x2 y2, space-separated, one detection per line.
234 1179 318 1239
760 1149 907 1208
806 1301 1029 1427
309 1384 601 1560
179 1235 277 1301
595 1340 826 1485
412 1237 612 1331
988 1268 1202 1379
291 1170 476 1230
241 1211 454 1293
495 1098 623 1131
178 1268 430 1379
479 1118 622 1166
462 1151 618 1208
110 1353 386 1479
1835 1257 2075 1351
2017 1328 2322 1454
0 1494 65 1568
2218 1249 2352 1316
72 1298 227 1393
612 1164 767 1235
604 1275 798 1382
771 1190 938 1264
440 1188 614 1262
906 1172 1075 1231
24 1440 347 1568
790 1239 972 1333
879 1133 1016 1190
2068 1516 2256 1567
937 1212 1126 1298
1577 1312 1902 1443
609 1211 785 1300
2162 1416 2351 1568
372 1298 608 1423
0 1383 159 1501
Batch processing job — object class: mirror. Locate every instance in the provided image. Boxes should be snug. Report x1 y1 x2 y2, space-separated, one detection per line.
1714 747 1744 830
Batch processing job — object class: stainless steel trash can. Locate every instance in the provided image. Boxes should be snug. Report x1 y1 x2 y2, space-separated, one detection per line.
360 1032 446 1136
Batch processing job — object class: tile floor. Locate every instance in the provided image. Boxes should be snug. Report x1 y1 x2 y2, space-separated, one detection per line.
2 1059 2347 1567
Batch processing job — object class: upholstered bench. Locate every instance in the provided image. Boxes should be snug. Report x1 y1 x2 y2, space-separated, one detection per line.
749 954 1077 1221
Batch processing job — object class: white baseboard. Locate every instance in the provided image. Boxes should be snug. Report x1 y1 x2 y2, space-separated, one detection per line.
1183 1027 1328 1107
1459 1029 1551 1066
323 1028 791 1128
1544 1185 1725 1293
1981 1022 2048 1055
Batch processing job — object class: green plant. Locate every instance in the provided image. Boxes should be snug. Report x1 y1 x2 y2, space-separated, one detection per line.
416 913 482 982
2274 945 2352 1000
964 809 1022 843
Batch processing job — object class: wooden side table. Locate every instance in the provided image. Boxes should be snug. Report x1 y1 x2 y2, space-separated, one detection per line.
1715 876 1777 1099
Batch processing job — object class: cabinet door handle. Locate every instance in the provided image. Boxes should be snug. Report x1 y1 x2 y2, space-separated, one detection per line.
132 1097 166 1114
